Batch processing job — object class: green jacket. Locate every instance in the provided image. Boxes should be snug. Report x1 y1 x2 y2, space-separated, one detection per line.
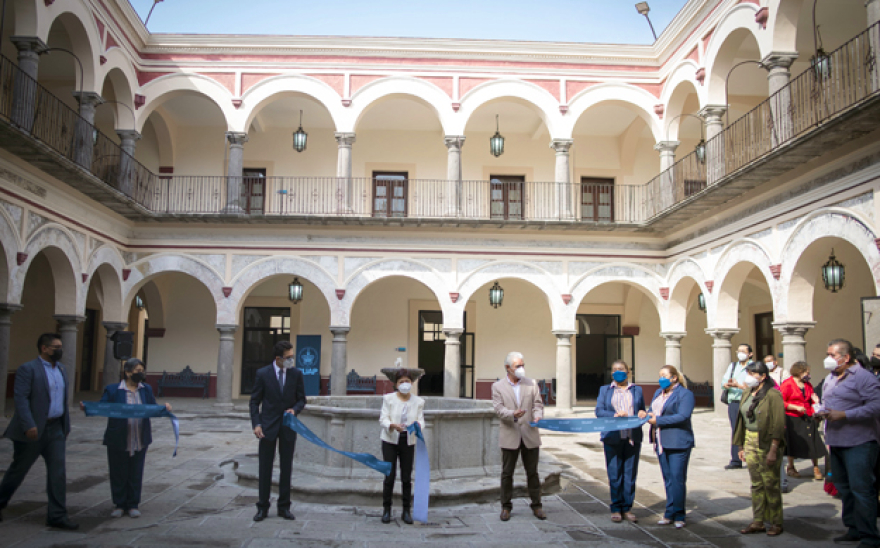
733 386 786 453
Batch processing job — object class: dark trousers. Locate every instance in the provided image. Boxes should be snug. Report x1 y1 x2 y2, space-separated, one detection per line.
382 432 414 510
0 421 68 522
107 447 147 510
728 401 742 465
831 442 880 546
658 447 691 522
604 441 641 513
501 441 542 510
257 430 297 511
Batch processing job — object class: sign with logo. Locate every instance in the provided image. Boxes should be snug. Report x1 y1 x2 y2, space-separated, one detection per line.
296 335 321 396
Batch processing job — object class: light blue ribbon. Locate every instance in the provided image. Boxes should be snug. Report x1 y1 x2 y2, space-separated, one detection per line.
283 414 392 476
530 416 649 432
83 401 180 457
407 422 430 524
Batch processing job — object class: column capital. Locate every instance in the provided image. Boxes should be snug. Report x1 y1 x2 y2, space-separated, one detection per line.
761 52 799 70
553 330 576 340
216 324 238 336
444 135 465 150
772 321 816 337
699 104 727 122
549 138 574 154
225 132 248 146
705 328 739 341
71 91 105 107
10 36 47 53
334 132 356 146
660 331 687 343
116 129 141 142
102 321 128 331
330 326 351 337
442 328 463 338
54 315 86 328
653 140 680 154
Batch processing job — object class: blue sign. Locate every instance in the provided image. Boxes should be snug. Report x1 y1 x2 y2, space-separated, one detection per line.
296 335 321 396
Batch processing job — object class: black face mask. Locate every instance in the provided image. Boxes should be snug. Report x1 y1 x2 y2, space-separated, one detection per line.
130 372 145 384
870 356 880 370
50 349 63 362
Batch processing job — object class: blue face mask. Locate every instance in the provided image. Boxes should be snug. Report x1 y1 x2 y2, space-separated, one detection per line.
612 371 628 383
658 377 672 390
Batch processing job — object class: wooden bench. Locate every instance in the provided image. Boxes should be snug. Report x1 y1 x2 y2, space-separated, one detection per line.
158 366 211 398
685 375 713 407
346 370 376 393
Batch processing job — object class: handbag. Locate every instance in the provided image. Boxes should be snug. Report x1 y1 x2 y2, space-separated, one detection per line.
720 362 735 405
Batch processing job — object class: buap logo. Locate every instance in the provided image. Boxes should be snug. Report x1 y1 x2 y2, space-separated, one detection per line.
298 347 318 368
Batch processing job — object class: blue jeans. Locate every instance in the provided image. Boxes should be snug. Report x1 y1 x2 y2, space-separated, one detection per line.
830 442 880 546
658 448 691 522
728 401 742 465
603 441 640 513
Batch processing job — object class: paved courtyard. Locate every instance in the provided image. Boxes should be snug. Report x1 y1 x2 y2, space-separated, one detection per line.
0 398 852 547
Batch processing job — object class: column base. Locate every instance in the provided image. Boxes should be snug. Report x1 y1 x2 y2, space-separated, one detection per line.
213 402 235 409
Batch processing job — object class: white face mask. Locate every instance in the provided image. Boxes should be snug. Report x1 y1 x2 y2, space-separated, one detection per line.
824 356 840 371
514 366 526 379
282 357 295 370
765 361 777 371
737 352 749 363
398 382 412 394
744 375 760 388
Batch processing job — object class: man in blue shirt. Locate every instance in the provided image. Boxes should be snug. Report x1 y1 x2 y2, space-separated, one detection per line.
721 343 753 469
0 333 78 530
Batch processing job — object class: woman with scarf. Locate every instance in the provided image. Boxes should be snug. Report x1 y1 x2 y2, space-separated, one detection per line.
733 361 786 536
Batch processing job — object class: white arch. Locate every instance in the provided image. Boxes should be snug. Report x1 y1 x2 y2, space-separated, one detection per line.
666 258 710 332
86 245 126 323
567 263 666 331
0 206 19 305
237 73 345 134
769 0 807 55
13 224 84 315
660 63 704 141
97 49 140 128
122 254 224 321
38 5 101 93
564 83 663 141
136 74 236 133
456 79 562 138
348 76 454 135
711 239 777 328
704 4 772 105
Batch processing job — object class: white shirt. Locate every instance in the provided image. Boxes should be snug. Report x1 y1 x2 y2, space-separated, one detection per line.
507 376 522 406
768 366 790 387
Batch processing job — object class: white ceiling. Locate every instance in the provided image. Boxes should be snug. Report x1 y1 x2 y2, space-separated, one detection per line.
464 99 545 134
158 94 228 126
252 95 336 131
356 96 443 131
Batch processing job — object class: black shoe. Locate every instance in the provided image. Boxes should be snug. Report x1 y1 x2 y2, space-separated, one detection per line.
253 509 268 522
46 518 79 531
401 509 413 524
833 533 861 544
381 508 391 524
724 463 743 470
278 509 295 520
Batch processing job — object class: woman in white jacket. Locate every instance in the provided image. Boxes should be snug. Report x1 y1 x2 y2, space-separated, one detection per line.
379 367 425 525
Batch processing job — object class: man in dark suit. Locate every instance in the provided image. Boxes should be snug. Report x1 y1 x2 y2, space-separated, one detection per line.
249 340 306 522
0 333 78 529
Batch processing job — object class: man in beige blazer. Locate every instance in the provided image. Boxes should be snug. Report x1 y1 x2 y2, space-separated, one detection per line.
492 351 546 522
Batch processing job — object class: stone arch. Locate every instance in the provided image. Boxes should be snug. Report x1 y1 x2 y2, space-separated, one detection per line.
704 4 771 105
769 0 807 54
225 256 338 325
136 74 235 133
122 254 224 320
349 76 454 135
564 83 663 142
568 263 666 330
457 79 562 138
712 239 777 328
0 207 21 304
86 245 126 323
779 210 880 322
139 280 165 329
39 8 100 93
661 72 703 141
666 258 710 332
14 225 83 315
97 52 138 128
143 110 175 166
238 74 345 134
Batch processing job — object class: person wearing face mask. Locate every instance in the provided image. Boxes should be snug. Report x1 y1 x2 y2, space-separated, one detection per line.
779 361 823 481
733 361 786 536
249 340 307 522
721 344 754 470
378 368 425 524
0 334 77 529
764 355 789 388
90 358 170 518
492 351 545 522
639 365 694 528
595 360 645 523
817 339 880 548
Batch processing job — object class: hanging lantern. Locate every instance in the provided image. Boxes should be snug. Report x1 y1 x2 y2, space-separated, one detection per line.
488 280 504 308
694 138 706 165
292 110 308 153
821 250 845 293
811 49 831 80
288 277 304 304
697 292 706 312
489 114 505 157
134 295 144 310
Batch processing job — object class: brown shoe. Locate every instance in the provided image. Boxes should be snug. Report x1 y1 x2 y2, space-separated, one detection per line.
786 466 801 478
766 525 783 536
532 508 547 520
740 522 766 534
500 509 510 522
813 466 823 480
624 512 638 523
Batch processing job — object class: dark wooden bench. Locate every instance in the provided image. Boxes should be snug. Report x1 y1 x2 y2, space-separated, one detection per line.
158 366 211 398
346 370 376 393
685 375 713 407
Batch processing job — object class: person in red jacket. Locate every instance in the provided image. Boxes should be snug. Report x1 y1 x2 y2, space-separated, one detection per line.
780 361 824 480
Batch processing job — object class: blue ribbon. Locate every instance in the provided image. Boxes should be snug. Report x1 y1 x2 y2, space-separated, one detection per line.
530 416 649 433
83 401 180 457
283 414 392 476
406 422 430 524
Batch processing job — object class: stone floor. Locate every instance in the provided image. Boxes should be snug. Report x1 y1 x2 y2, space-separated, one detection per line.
0 398 854 547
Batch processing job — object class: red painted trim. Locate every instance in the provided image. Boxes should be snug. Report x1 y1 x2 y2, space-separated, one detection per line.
562 294 572 305
134 94 146 109
449 292 459 303
654 104 664 118
122 269 131 281
16 252 27 266
769 264 781 280
159 166 174 174
82 273 89 283
99 55 107 65
705 280 714 293
145 327 166 338
755 7 769 29
222 287 233 297
659 287 669 300
622 326 640 336
335 289 345 300
451 102 460 112
232 99 243 109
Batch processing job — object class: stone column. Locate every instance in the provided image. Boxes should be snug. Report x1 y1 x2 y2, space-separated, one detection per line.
444 136 465 217
115 130 141 197
330 327 350 396
101 321 128 386
653 141 679 210
772 321 815 369
553 331 575 413
868 0 880 91
550 139 574 220
699 105 727 185
215 324 237 407
72 92 104 171
10 36 45 132
335 133 356 213
762 52 798 146
0 305 22 415
442 328 463 398
660 332 687 371
224 132 248 214
706 328 739 419
55 315 85 404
